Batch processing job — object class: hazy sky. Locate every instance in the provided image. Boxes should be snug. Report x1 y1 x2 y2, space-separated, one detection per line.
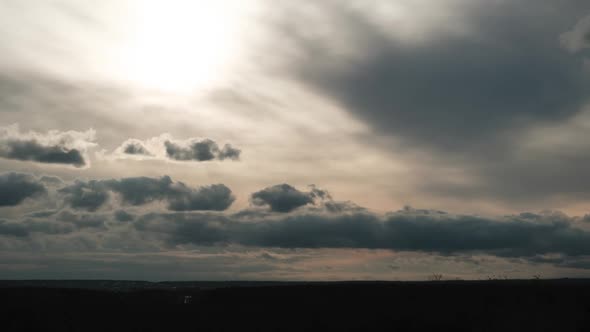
2 0 590 280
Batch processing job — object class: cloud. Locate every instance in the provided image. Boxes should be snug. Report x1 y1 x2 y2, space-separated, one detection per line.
39 176 63 186
218 144 241 160
264 0 590 206
114 210 134 222
3 173 590 271
560 14 590 53
135 208 590 259
0 219 29 237
58 180 110 212
111 134 241 162
1 140 85 166
251 184 322 212
0 172 46 206
0 124 96 167
166 183 235 212
165 139 217 161
278 1 589 151
122 140 152 156
0 216 78 237
105 176 176 206
164 139 241 161
323 201 367 214
59 175 235 212
56 210 107 229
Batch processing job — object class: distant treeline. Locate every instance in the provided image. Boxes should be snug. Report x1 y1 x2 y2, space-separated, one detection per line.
3 280 590 331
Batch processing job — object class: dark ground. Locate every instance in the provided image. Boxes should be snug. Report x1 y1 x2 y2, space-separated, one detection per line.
2 279 590 331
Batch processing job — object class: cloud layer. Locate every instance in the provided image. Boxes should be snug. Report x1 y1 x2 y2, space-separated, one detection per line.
135 209 590 258
3 173 590 277
2 173 589 264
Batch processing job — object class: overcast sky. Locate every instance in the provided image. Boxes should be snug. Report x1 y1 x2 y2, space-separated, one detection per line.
2 0 590 280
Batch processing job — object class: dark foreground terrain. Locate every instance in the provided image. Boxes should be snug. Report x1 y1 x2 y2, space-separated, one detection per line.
2 279 590 331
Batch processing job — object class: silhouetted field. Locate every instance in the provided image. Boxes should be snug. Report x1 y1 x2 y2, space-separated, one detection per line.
3 280 590 331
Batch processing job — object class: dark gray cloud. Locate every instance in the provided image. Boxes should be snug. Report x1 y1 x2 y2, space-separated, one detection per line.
114 210 134 222
135 208 590 260
20 218 75 235
13 210 110 235
165 139 241 161
218 144 241 160
0 139 85 166
166 183 235 212
0 219 29 237
251 184 316 212
0 172 46 206
278 1 590 151
122 142 151 156
56 210 107 229
58 180 110 212
105 176 175 205
59 176 235 212
167 139 216 161
0 125 95 167
323 201 367 214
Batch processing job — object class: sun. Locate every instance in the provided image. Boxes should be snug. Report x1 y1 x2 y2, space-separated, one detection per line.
120 0 246 93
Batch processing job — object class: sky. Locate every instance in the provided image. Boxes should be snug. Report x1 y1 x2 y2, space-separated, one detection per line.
2 0 590 281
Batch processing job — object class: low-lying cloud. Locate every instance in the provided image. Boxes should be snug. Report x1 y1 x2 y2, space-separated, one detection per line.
136 208 590 259
4 174 590 271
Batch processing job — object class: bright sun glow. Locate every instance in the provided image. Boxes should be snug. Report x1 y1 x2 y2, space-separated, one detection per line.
121 0 246 93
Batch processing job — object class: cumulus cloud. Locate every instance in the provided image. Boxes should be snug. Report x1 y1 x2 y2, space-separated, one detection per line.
164 139 241 161
166 183 235 211
0 124 96 167
251 184 332 212
218 144 241 160
122 140 152 156
0 172 46 206
112 135 241 162
560 14 590 53
59 175 235 212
